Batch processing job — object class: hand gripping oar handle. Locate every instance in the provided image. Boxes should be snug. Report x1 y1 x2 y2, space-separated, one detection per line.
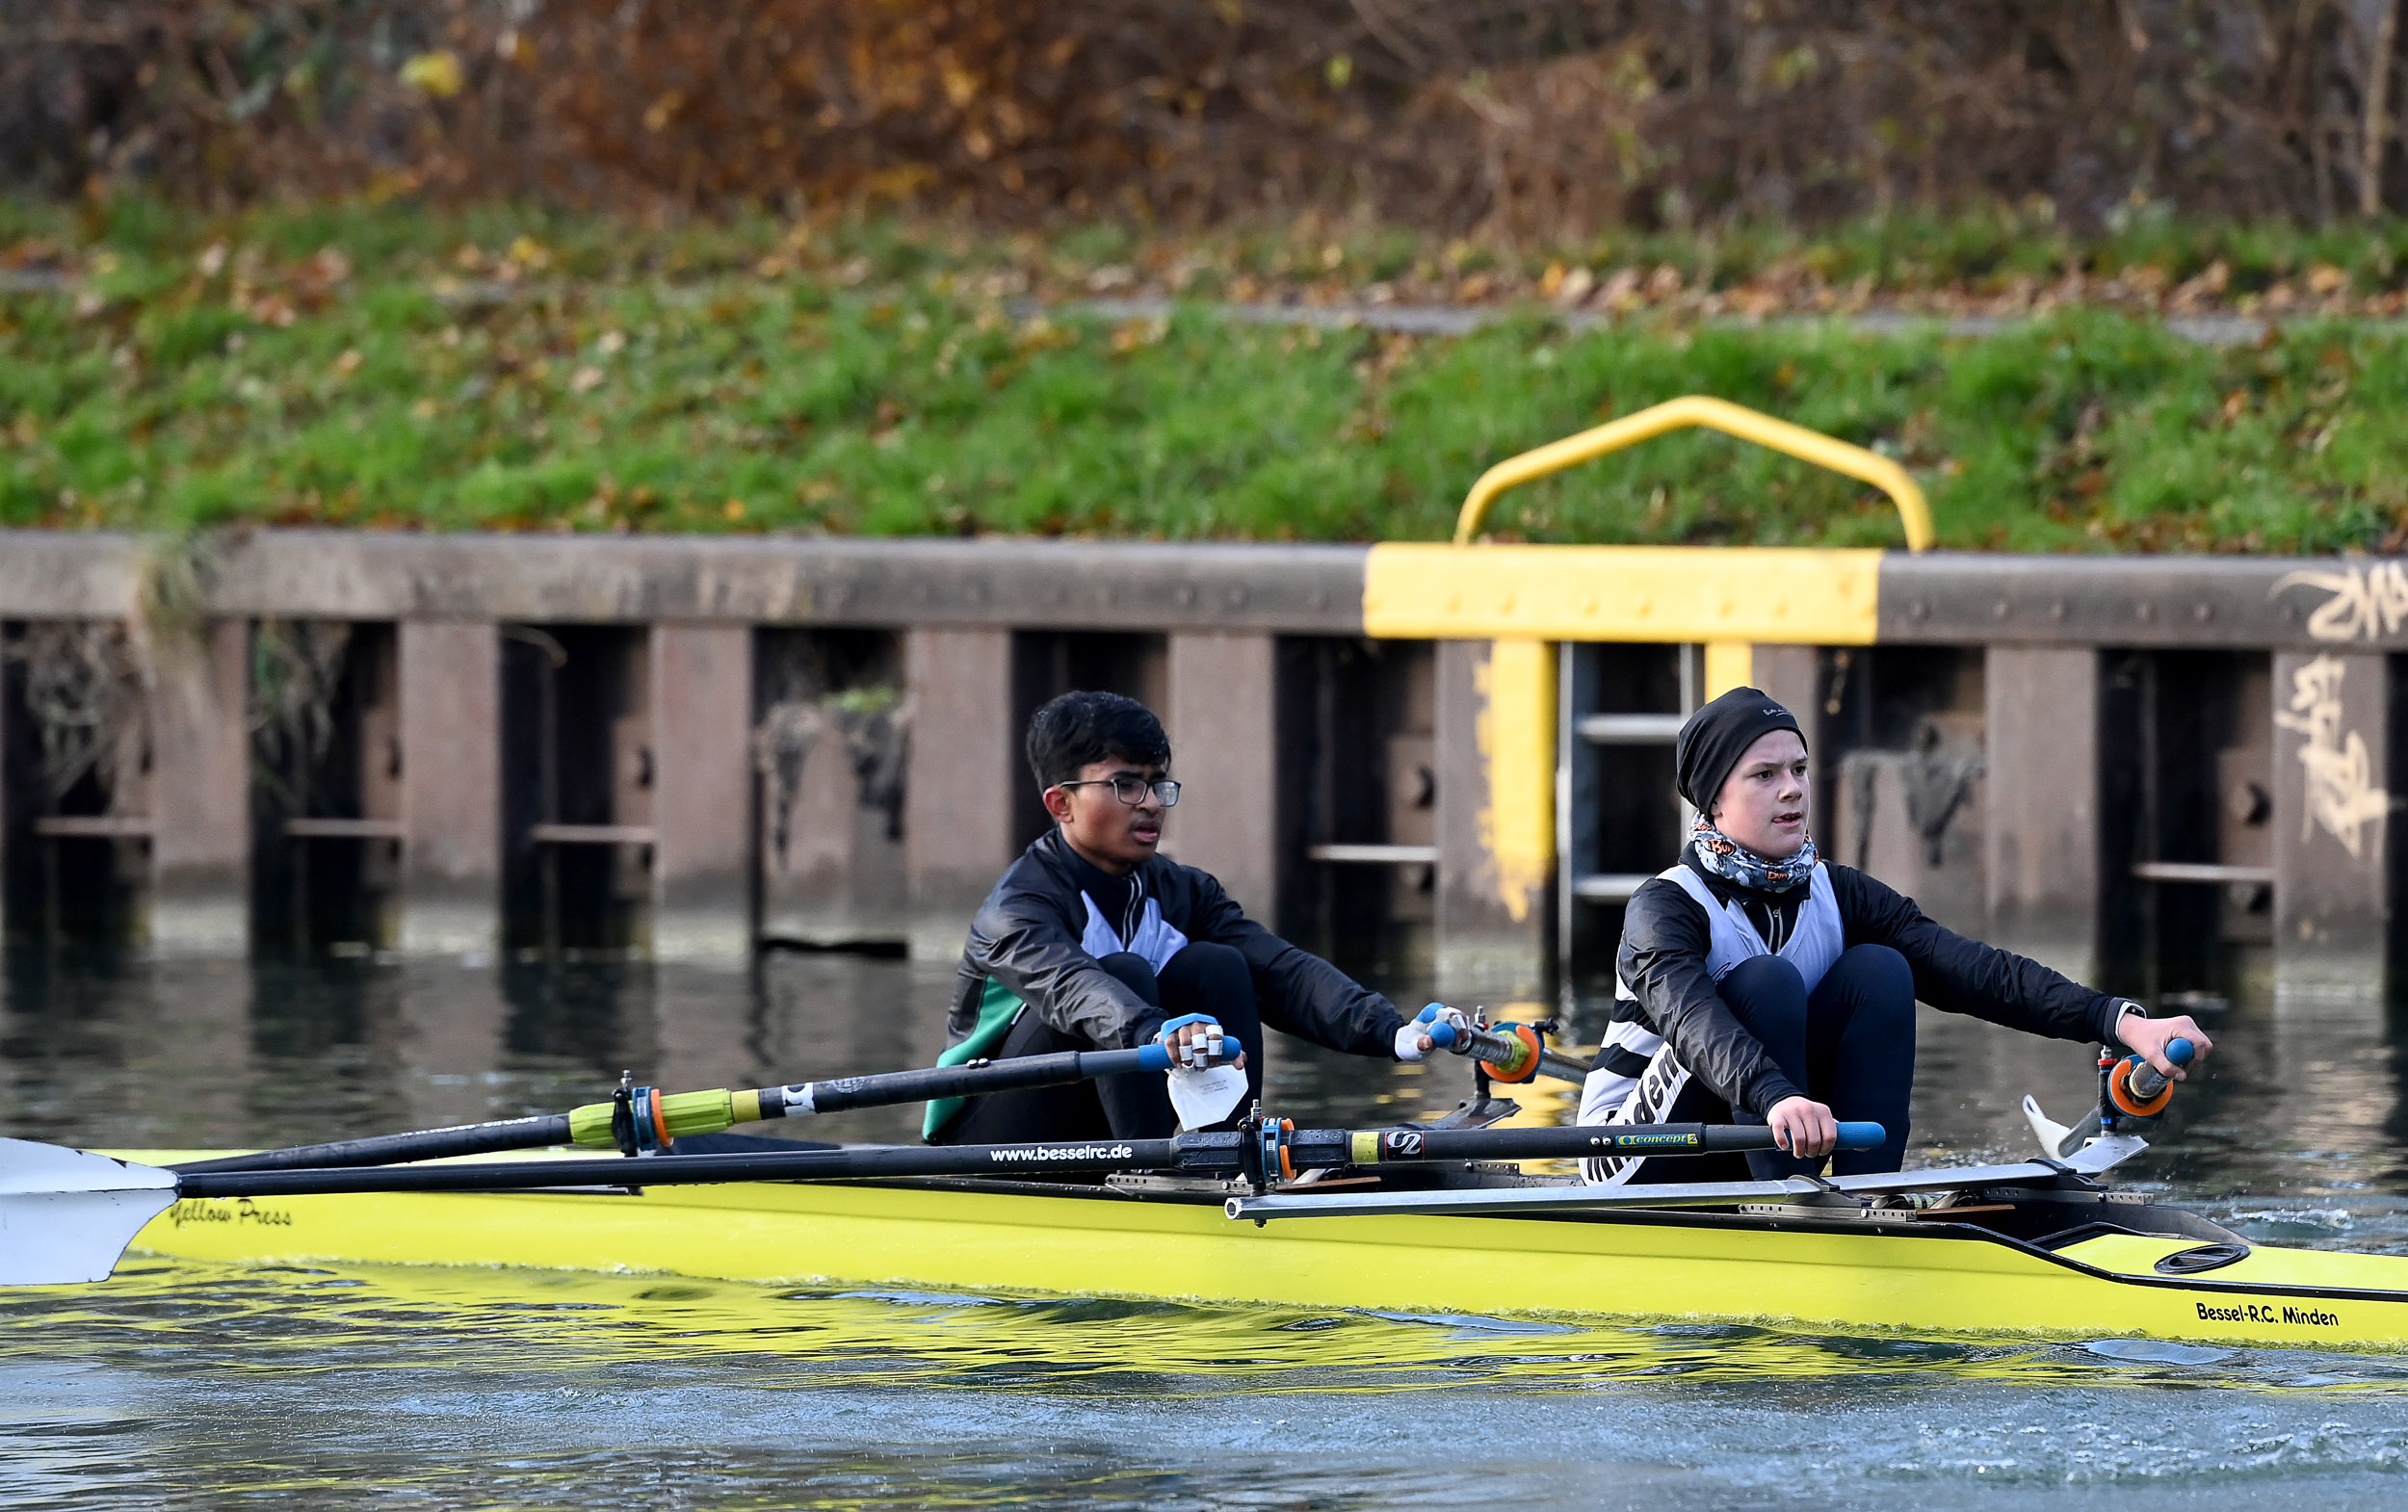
159 1119 1884 1202
2124 1035 2194 1102
2107 1035 2194 1122
173 1042 1230 1174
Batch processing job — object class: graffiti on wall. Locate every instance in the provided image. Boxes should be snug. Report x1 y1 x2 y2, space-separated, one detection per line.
2273 654 2390 860
2276 563 2408 643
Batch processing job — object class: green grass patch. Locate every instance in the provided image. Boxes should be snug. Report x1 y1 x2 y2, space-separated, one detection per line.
5 197 2407 551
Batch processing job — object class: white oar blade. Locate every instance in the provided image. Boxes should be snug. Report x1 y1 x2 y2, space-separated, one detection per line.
2020 1094 2080 1160
0 1139 178 1286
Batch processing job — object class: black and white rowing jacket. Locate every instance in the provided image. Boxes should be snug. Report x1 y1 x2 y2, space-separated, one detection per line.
1578 846 2130 1121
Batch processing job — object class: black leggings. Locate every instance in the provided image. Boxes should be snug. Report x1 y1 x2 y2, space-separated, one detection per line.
1639 944 1916 1181
933 941 1264 1145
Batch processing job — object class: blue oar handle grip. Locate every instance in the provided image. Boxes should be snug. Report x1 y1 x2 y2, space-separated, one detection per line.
1426 1021 1460 1049
2166 1036 2195 1067
1835 1122 1886 1150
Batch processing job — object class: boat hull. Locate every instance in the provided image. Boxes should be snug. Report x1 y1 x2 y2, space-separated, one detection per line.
120 1156 2408 1353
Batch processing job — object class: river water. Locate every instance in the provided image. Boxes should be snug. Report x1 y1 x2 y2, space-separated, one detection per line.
3 948 2406 1510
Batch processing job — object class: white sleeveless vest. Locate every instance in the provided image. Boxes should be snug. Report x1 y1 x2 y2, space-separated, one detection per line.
1576 861 1845 1160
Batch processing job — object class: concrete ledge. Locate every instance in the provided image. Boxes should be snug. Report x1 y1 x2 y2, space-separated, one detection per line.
8 532 2408 656
0 534 143 618
1880 554 2406 650
31 532 1370 633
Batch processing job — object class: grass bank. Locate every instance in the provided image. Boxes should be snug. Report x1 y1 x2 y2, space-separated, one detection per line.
6 198 2408 552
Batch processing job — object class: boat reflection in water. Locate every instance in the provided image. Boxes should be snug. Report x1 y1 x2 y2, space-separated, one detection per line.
8 1250 2408 1510
25 1251 2408 1390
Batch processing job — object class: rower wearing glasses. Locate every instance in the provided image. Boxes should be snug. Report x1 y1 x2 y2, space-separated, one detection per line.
926 690 1416 1145
1579 686 2213 1183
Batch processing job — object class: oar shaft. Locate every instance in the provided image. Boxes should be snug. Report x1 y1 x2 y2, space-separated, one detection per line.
172 1114 575 1174
584 1049 1180 1151
1538 1046 1596 1082
1329 1121 1887 1164
768 1048 1165 1117
168 1120 1885 1200
176 1046 1181 1174
175 1138 1190 1199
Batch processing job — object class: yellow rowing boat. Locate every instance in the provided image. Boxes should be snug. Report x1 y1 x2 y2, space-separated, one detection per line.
115 1149 2408 1354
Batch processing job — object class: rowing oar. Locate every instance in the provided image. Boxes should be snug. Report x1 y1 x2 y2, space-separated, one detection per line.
0 1118 1884 1287
174 1041 1237 1174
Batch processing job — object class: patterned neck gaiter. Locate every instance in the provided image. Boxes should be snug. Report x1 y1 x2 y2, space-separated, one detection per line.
1689 818 1818 894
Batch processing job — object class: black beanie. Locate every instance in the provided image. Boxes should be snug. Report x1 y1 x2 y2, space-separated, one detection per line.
1675 687 1806 814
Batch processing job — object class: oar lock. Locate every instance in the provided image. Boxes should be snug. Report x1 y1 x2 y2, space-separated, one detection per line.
1230 1106 1432 1187
609 1073 659 1158
2098 1037 2197 1132
582 1073 758 1158
1414 1004 1586 1085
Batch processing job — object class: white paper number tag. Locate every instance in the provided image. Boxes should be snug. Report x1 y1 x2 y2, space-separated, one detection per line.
1165 1064 1247 1130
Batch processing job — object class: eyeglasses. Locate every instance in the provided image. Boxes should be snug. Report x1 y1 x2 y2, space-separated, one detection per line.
1055 775 1182 807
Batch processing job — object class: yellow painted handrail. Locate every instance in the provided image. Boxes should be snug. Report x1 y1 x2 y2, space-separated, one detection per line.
1451 395 1934 551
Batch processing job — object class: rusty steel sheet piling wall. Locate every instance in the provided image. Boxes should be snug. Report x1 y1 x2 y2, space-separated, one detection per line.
1 529 2404 999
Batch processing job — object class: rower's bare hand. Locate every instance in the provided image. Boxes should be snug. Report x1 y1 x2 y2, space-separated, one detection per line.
1767 1096 1839 1159
1165 1020 1245 1071
2116 1012 2212 1082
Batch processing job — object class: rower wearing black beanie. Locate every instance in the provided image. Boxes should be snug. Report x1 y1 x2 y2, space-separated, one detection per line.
1575 686 2213 1184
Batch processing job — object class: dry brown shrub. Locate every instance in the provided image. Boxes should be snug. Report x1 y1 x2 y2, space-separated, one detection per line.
8 1 2408 232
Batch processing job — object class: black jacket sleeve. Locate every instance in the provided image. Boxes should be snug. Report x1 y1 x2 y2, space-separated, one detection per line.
1616 877 1808 1115
960 886 1156 1050
1187 869 1407 1057
1827 865 2126 1043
